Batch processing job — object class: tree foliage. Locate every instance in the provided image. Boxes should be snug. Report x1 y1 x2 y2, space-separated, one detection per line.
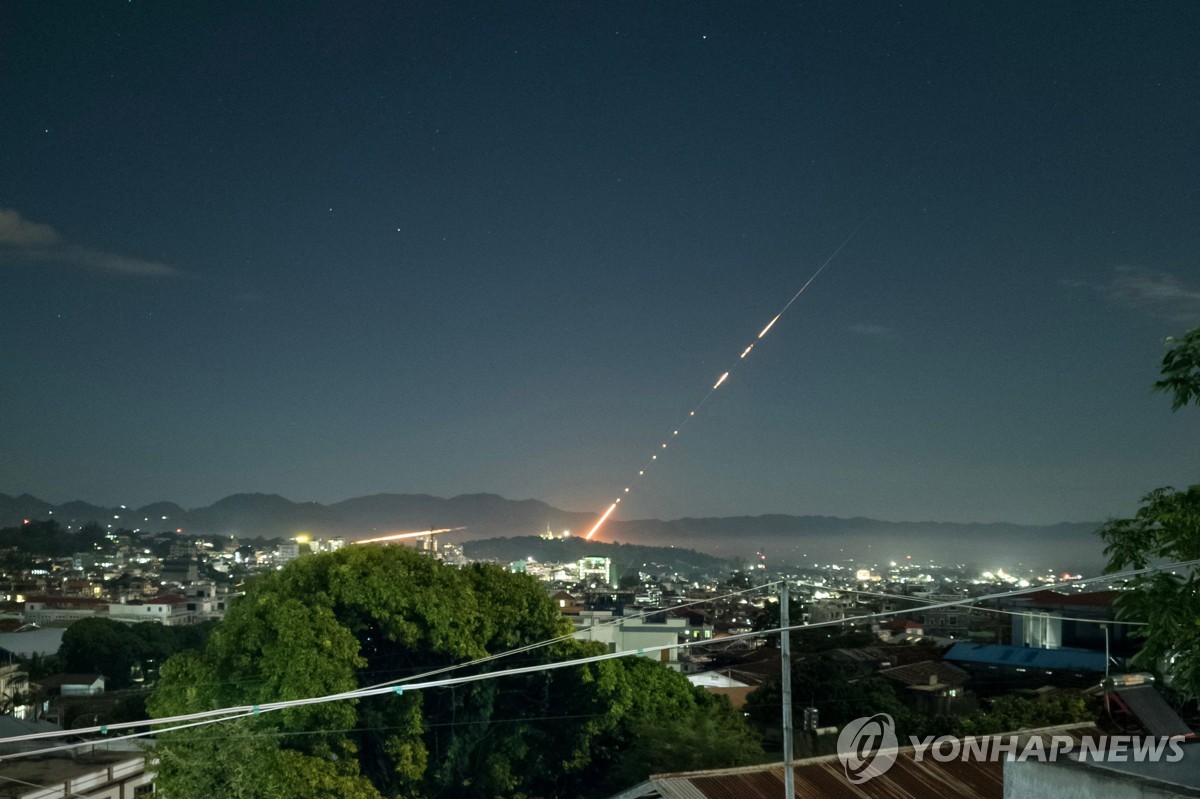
0 519 108 560
1098 324 1200 701
1100 485 1200 700
60 617 216 689
950 693 1095 736
149 546 759 799
1153 326 1200 411
744 658 912 734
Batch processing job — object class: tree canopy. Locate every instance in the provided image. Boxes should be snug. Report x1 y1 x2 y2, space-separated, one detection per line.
1099 324 1200 702
1100 485 1200 701
60 617 216 689
1153 326 1200 411
149 545 759 798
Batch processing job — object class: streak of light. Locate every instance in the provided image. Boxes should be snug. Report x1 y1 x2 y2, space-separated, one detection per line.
757 314 781 339
581 211 877 542
353 527 464 545
584 503 619 540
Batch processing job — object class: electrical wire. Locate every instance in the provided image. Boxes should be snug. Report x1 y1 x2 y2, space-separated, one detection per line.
792 580 1148 626
2 558 1194 761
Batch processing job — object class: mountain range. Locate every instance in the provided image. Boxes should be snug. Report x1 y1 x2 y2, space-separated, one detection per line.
0 492 1108 571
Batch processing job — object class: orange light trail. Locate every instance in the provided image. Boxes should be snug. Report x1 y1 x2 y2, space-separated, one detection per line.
581 220 871 541
353 527 464 545
583 503 618 540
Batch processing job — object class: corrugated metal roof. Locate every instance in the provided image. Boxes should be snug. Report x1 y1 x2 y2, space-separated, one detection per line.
944 643 1107 672
626 753 1001 799
1113 685 1193 738
608 724 1104 799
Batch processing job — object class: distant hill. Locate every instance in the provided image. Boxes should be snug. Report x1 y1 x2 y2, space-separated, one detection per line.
0 492 1107 571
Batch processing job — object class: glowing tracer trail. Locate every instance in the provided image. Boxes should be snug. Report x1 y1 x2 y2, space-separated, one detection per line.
354 527 465 544
583 221 869 540
758 314 781 339
583 502 618 540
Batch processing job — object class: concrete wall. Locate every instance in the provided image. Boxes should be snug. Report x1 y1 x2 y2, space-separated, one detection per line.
1005 758 1197 799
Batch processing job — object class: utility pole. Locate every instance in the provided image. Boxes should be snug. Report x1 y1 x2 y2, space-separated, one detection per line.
780 581 794 798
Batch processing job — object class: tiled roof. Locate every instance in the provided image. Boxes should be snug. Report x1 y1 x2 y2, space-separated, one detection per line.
36 673 105 689
878 660 970 688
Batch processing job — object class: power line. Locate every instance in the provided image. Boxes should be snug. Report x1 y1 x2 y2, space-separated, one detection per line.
3 558 1193 760
793 580 1148 627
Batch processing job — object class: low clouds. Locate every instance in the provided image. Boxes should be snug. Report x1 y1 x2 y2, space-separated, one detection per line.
1069 267 1200 323
0 209 182 277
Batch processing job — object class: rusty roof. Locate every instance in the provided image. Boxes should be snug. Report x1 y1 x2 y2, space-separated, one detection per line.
608 723 1103 799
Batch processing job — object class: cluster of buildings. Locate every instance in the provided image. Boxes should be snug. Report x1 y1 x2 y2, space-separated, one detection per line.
0 520 1195 798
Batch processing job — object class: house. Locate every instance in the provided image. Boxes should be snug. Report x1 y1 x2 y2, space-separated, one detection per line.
548 590 583 615
687 670 754 709
881 619 925 640
0 748 153 798
921 592 982 638
107 594 191 625
877 660 975 716
1000 590 1134 658
36 674 106 697
572 610 687 664
22 597 107 626
944 642 1107 691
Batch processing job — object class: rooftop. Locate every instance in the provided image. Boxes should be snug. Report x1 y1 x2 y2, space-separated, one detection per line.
944 643 1108 673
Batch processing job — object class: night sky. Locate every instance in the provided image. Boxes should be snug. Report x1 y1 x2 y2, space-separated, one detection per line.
2 2 1198 526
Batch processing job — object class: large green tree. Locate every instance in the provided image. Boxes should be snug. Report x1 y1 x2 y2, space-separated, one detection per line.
1100 484 1200 700
60 617 217 689
1100 325 1200 702
1153 326 1200 410
149 545 759 799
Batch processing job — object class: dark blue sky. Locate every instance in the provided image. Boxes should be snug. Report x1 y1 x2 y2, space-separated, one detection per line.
2 1 1197 525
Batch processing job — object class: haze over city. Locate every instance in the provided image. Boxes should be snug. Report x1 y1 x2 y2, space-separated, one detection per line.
3 2 1198 528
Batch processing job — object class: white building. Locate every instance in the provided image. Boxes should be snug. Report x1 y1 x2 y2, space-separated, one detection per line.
572 610 687 664
108 596 190 625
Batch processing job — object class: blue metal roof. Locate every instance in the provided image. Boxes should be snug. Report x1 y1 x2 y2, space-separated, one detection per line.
943 643 1107 672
